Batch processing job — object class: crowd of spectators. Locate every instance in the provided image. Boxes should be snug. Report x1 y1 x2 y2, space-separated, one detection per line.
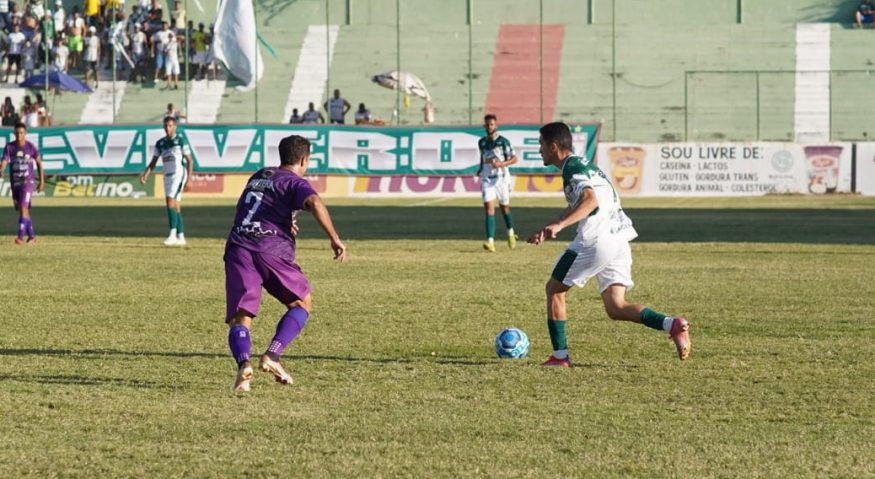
0 0 218 88
1 92 49 125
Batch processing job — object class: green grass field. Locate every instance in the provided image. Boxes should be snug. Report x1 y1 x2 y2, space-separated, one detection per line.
1 196 874 478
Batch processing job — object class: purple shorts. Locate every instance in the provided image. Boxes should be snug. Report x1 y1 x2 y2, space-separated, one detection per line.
11 184 33 210
224 243 311 322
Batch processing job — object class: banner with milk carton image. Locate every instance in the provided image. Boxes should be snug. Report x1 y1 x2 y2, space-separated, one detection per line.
597 143 852 196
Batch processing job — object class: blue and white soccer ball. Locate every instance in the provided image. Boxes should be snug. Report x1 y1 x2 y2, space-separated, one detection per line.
494 328 529 359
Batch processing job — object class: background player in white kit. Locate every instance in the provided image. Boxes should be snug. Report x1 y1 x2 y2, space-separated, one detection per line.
477 114 518 252
140 116 194 246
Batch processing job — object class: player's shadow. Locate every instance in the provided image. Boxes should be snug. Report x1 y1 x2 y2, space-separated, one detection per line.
0 373 165 389
0 348 495 366
0 347 227 360
31 204 875 244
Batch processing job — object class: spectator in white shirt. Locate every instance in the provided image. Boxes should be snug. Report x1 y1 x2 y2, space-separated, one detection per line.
4 24 26 83
83 25 100 86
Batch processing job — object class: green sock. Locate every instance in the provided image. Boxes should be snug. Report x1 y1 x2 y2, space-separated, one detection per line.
176 211 184 234
547 319 567 351
166 208 177 231
641 307 667 330
485 215 496 240
502 210 514 230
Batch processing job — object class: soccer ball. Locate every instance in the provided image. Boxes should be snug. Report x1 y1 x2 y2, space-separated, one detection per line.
494 328 529 359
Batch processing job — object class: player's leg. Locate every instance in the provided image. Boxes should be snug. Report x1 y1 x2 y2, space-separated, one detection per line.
163 196 179 245
543 277 573 367
260 295 311 385
225 244 266 391
481 181 498 251
162 173 184 245
497 180 516 248
171 170 187 244
542 243 620 366
543 247 580 366
597 242 690 360
12 186 34 243
258 254 313 385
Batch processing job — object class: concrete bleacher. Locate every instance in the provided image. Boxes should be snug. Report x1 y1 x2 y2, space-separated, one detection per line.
20 0 875 142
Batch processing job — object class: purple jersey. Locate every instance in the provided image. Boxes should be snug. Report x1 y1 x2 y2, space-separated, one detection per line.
2 141 39 187
227 167 318 261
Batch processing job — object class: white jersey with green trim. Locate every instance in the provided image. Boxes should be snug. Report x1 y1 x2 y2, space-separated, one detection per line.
561 154 637 246
152 134 191 176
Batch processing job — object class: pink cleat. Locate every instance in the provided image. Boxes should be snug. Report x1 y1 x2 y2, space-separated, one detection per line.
26 237 36 245
669 317 691 360
541 355 572 368
260 355 293 385
13 237 24 245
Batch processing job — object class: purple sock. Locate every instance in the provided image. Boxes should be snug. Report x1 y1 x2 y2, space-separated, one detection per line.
17 216 25 239
228 325 251 367
267 307 309 358
24 217 34 238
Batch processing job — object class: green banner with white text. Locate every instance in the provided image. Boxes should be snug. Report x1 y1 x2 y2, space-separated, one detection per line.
1 123 601 176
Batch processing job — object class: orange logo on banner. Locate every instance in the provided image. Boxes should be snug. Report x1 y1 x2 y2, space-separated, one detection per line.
188 174 223 193
608 146 645 194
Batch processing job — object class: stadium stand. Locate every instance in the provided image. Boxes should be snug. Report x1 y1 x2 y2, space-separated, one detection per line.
18 0 875 141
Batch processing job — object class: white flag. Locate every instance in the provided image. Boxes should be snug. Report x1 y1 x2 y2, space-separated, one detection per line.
213 0 264 91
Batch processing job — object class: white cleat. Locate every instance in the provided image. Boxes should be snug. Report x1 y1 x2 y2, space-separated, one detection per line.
233 365 254 392
163 235 179 246
175 236 187 246
260 355 293 385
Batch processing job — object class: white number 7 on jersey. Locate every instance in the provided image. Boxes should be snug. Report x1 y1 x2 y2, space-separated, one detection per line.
241 191 263 225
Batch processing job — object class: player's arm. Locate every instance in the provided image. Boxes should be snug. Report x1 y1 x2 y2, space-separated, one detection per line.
140 155 159 184
183 153 193 190
319 112 325 123
302 193 346 262
34 155 45 192
497 142 518 168
497 154 519 168
527 188 598 245
343 99 351 114
475 143 484 177
0 159 7 179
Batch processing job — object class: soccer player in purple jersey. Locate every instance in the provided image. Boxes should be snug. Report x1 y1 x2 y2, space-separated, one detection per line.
225 135 346 392
0 122 45 245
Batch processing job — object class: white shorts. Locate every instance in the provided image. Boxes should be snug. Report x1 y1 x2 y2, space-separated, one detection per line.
480 175 511 205
551 238 634 293
165 58 180 76
163 170 188 201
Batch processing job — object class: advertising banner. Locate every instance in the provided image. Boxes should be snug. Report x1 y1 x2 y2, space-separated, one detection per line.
0 123 600 176
350 174 563 197
597 143 853 196
0 174 153 198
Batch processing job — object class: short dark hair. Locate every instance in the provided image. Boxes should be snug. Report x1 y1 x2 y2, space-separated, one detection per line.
539 122 573 151
484 114 497 122
14 122 26 130
279 135 311 165
163 116 177 125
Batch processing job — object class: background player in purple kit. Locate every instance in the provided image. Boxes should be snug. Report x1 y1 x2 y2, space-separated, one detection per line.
225 135 347 392
0 122 45 245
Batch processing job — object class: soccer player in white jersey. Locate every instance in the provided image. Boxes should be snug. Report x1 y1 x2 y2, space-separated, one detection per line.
140 116 194 246
477 114 518 252
527 122 690 367
324 89 351 124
